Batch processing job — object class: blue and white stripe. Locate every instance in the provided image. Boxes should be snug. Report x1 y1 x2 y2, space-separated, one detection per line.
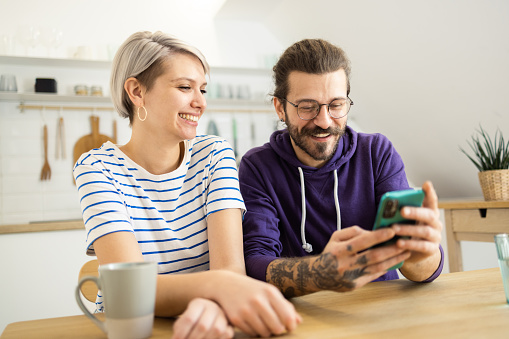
73 135 245 276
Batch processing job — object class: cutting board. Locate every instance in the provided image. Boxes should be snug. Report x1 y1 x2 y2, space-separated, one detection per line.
73 115 114 165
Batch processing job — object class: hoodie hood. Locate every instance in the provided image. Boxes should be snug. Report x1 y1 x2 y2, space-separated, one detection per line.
269 125 358 174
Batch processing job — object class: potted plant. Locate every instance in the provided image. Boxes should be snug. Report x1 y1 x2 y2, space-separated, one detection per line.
460 126 509 201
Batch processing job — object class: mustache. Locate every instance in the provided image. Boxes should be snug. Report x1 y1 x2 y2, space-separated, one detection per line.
300 126 343 136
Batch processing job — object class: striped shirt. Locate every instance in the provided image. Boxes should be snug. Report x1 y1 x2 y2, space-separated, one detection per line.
73 136 246 276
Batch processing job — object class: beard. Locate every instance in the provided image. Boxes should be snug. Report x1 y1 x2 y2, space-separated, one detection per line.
285 112 346 162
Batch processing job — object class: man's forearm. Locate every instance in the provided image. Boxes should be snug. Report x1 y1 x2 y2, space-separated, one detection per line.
266 253 367 298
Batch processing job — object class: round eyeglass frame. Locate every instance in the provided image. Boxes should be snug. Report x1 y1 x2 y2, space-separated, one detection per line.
280 97 354 121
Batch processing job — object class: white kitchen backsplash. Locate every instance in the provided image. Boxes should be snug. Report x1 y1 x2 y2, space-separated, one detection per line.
0 95 280 224
0 101 123 224
0 101 278 225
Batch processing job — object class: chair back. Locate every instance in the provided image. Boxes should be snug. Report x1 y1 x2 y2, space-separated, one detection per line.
78 259 99 302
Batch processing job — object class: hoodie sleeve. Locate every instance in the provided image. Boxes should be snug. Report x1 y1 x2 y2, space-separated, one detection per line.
368 133 444 282
369 133 411 203
238 153 283 282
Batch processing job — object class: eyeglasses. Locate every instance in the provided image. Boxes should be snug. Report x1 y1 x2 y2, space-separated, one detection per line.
281 97 354 121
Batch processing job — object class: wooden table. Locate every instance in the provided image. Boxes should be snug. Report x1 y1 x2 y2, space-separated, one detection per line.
439 199 509 272
2 268 508 338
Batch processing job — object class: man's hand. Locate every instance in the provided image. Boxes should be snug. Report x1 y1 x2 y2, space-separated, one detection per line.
267 226 411 297
393 181 443 281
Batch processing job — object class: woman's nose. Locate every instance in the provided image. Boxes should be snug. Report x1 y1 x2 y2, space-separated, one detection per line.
191 90 207 110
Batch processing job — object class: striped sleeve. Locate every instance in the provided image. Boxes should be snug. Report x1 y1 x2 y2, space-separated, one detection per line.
73 158 133 255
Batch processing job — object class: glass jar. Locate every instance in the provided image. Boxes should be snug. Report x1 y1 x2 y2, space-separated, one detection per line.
74 84 89 96
90 86 103 97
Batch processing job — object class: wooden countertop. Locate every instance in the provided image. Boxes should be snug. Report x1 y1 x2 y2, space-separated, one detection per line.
2 268 508 338
0 220 84 234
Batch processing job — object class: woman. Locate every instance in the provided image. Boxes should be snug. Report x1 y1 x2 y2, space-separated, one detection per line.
73 31 300 338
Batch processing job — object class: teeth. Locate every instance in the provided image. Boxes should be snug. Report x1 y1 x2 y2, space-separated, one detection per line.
179 114 199 122
313 133 330 138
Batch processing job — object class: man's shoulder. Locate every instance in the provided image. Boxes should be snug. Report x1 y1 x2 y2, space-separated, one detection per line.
355 131 393 150
243 142 275 162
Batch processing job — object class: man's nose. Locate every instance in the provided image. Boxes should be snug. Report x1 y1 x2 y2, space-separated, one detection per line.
312 104 332 129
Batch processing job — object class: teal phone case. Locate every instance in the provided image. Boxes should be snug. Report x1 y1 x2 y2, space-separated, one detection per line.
372 189 425 270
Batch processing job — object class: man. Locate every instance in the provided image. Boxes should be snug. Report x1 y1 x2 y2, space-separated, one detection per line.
239 39 443 298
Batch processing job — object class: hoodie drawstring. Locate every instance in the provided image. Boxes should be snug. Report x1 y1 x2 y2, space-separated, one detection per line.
298 167 341 253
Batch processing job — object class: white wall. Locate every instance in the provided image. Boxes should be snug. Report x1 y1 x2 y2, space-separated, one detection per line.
259 0 509 199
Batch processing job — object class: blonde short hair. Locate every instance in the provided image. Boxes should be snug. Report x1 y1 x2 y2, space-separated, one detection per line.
110 31 210 124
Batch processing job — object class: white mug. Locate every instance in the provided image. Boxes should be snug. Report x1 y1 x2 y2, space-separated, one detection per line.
75 262 158 339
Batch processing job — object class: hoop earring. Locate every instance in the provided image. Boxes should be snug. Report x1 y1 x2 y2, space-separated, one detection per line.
137 106 148 122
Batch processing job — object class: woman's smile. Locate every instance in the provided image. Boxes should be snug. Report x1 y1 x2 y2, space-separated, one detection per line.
178 113 200 122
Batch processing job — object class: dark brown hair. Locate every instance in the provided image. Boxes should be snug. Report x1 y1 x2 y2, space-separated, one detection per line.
272 39 351 101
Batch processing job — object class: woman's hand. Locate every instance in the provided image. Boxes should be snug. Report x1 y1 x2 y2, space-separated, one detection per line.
172 298 234 339
207 271 302 338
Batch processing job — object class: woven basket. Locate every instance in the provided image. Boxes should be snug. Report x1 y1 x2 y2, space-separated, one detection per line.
478 169 509 201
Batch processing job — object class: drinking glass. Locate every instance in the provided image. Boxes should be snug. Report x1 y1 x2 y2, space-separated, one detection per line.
494 233 509 303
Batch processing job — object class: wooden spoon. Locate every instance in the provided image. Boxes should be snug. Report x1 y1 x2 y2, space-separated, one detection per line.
40 124 51 181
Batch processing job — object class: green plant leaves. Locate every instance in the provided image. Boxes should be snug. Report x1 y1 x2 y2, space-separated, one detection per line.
460 126 509 171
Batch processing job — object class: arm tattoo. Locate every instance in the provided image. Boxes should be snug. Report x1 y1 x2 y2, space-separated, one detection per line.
267 253 370 298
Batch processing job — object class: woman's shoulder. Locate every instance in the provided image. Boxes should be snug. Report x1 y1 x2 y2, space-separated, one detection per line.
190 135 232 153
74 141 118 166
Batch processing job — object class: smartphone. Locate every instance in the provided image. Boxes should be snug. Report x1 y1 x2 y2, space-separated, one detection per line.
372 188 425 269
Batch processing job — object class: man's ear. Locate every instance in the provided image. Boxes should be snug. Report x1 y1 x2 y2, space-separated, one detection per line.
274 97 285 121
124 77 144 107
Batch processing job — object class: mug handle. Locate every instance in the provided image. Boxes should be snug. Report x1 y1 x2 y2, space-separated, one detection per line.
75 276 106 334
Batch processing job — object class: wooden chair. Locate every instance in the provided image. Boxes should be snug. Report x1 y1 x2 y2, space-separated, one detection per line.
78 259 99 302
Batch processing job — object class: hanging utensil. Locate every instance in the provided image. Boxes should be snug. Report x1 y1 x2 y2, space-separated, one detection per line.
73 115 114 166
206 119 219 136
40 124 51 181
232 116 238 158
56 115 66 159
250 117 256 148
112 119 117 143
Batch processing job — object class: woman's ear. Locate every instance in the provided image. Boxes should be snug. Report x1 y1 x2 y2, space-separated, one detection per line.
124 77 144 107
274 97 285 122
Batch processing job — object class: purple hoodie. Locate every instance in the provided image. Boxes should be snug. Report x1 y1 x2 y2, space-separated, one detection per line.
239 126 443 284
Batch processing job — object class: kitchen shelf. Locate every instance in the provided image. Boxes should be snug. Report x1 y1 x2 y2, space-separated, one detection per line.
0 92 271 106
0 54 111 69
0 92 113 103
0 92 273 113
0 54 272 75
